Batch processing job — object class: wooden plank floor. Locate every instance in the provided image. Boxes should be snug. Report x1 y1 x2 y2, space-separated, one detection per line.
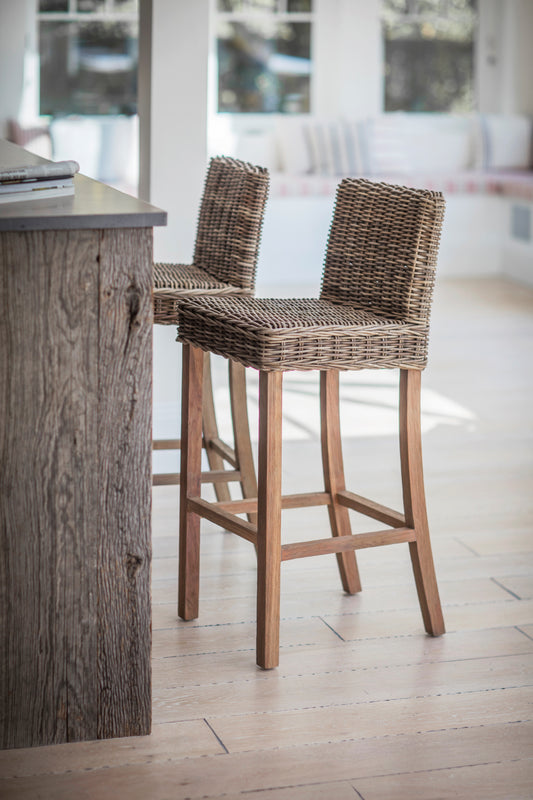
1 277 532 799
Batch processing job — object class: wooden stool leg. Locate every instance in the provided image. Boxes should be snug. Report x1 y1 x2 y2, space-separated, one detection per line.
178 344 204 621
399 369 445 636
256 370 283 669
229 359 258 523
202 352 232 503
320 371 362 594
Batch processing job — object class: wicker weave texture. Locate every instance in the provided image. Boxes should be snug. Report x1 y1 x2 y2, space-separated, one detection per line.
177 179 445 372
177 296 430 371
153 263 252 323
320 179 445 324
153 156 269 325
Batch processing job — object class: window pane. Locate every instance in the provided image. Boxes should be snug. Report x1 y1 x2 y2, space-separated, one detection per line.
113 0 138 11
382 0 476 112
217 1 279 12
39 0 69 11
39 20 138 116
385 38 474 111
217 20 311 112
287 0 312 11
77 0 106 11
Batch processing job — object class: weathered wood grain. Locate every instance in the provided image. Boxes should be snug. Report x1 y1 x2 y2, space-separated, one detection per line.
0 227 152 748
96 228 152 740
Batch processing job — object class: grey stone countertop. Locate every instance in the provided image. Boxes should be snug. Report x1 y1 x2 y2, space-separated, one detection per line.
0 139 167 231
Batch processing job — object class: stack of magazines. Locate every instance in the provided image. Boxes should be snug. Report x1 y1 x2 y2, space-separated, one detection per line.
0 160 80 203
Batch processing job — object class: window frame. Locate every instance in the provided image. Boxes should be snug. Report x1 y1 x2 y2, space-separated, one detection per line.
38 0 138 22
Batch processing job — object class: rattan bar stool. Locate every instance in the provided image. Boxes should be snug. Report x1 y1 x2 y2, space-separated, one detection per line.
152 156 269 505
177 178 446 669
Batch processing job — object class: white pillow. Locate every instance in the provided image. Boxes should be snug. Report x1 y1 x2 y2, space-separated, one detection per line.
274 117 311 174
402 114 473 172
474 114 533 169
365 114 411 174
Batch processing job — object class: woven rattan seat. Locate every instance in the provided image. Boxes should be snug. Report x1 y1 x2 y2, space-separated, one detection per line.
152 156 269 504
154 262 245 297
177 178 446 669
176 296 429 371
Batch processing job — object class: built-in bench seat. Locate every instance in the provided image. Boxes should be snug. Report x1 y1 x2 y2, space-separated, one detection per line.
224 113 533 288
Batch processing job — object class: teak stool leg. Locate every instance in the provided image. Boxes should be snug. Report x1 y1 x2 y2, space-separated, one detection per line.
399 369 445 636
229 359 258 523
256 370 283 669
202 352 232 503
178 344 204 621
320 370 362 594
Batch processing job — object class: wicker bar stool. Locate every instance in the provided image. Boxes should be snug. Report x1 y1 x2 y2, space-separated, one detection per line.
152 156 269 505
177 178 446 669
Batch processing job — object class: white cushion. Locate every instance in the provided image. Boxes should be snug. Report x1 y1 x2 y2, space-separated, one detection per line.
401 114 473 172
274 117 311 174
474 114 533 169
365 114 411 174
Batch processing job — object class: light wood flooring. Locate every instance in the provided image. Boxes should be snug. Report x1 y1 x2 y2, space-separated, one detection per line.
1 277 532 799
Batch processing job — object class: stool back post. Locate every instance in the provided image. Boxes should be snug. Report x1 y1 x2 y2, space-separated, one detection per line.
178 343 204 622
193 156 270 295
400 368 445 635
320 369 362 594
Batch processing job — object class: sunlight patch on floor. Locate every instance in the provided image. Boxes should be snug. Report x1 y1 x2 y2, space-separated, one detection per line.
153 368 476 473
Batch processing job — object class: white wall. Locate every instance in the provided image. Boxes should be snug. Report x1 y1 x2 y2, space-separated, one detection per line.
502 0 533 115
0 0 39 139
477 0 533 114
313 0 383 118
139 0 209 263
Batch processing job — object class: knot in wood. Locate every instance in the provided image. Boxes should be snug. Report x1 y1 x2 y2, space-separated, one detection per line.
126 552 143 580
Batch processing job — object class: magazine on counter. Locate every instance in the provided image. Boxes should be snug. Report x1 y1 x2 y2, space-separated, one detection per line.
0 160 79 203
0 160 80 184
0 185 75 203
0 177 74 194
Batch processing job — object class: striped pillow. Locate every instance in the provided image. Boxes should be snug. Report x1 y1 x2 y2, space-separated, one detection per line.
301 120 369 175
365 115 411 175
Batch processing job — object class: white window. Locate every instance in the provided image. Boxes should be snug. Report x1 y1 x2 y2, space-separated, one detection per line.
215 0 313 114
38 0 139 117
382 0 477 112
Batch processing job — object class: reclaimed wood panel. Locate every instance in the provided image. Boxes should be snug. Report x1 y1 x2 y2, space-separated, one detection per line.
96 228 152 741
0 227 152 748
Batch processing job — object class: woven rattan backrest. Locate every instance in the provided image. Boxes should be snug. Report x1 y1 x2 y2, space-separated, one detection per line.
192 156 269 293
320 179 445 323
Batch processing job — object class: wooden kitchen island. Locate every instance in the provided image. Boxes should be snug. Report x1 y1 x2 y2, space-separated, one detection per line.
0 140 166 750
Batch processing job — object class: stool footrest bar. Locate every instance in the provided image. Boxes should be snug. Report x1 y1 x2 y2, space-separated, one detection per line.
188 497 257 544
281 527 416 561
336 490 406 528
153 438 181 450
152 437 237 466
153 469 241 487
215 491 332 515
